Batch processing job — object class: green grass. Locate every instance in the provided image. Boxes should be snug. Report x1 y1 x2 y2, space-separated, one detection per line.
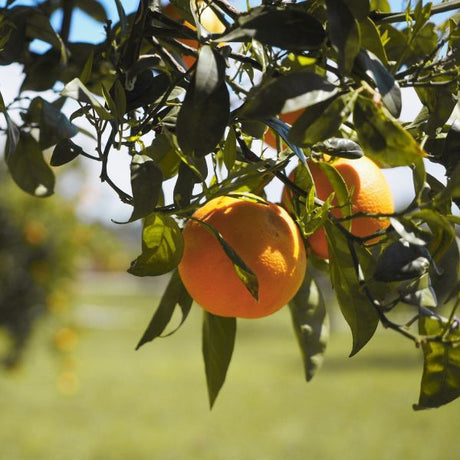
1 273 460 460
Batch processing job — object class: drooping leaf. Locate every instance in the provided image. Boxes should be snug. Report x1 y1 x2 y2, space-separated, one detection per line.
222 128 237 171
192 217 259 301
176 45 229 156
76 0 108 22
440 119 460 177
173 158 207 208
263 118 307 164
289 92 357 146
127 156 163 222
358 17 389 65
128 213 184 277
0 91 20 159
202 311 236 408
50 138 84 166
217 6 326 50
240 72 338 120
5 131 55 197
326 0 361 74
342 0 370 20
289 269 329 381
353 95 426 167
136 269 192 349
400 273 438 309
354 50 401 118
325 220 379 356
414 316 460 410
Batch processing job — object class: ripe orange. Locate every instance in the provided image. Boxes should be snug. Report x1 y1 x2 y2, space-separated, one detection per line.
178 196 307 318
162 1 225 68
264 109 304 149
284 156 394 259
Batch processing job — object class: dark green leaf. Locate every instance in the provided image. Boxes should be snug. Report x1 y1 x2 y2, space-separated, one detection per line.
0 91 20 158
173 158 207 208
202 312 236 408
289 93 356 146
441 120 460 177
128 213 184 277
136 269 192 349
50 138 84 166
325 220 379 356
127 157 163 222
176 45 229 156
125 71 170 111
353 95 426 167
218 6 326 50
343 0 370 19
193 217 259 301
315 138 363 159
414 316 460 410
374 240 432 282
326 0 361 74
240 72 338 120
223 128 236 171
76 0 108 22
32 98 78 149
263 118 307 164
289 269 329 381
5 131 55 197
354 50 401 118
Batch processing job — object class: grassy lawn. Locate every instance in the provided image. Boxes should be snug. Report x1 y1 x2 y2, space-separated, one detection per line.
1 272 459 460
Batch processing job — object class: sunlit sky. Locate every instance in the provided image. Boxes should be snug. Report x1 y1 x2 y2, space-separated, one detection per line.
0 1 456 222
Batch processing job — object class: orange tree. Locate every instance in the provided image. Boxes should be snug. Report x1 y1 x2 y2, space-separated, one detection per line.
0 0 459 409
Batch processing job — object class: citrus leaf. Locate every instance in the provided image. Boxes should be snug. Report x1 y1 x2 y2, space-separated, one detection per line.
50 138 84 166
358 17 389 66
135 269 192 349
192 217 259 301
315 138 363 159
343 0 370 19
217 6 325 50
354 49 401 118
202 311 236 408
326 0 361 74
0 91 20 159
176 45 229 156
414 316 460 410
289 93 356 146
325 220 379 356
75 0 108 22
240 72 338 120
127 156 163 222
400 274 438 309
374 240 432 282
263 118 306 164
289 269 329 381
353 95 426 167
173 158 207 208
5 131 55 197
128 213 184 277
222 128 236 171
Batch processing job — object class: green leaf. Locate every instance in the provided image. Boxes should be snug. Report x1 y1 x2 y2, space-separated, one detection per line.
50 138 84 166
289 93 356 146
358 17 389 66
173 158 207 208
354 50 401 118
223 128 236 171
342 0 370 20
353 95 426 167
315 138 363 160
326 0 361 74
0 91 20 159
373 240 432 282
127 156 163 222
400 274 438 309
76 0 108 22
5 131 55 197
192 217 259 301
217 6 325 50
136 269 192 349
176 45 229 156
128 213 184 277
414 316 460 410
30 97 78 149
240 72 338 120
289 269 329 381
202 312 236 408
325 220 379 356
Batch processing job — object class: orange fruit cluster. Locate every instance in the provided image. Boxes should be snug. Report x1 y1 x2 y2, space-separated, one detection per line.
285 156 394 259
162 1 225 68
178 196 307 318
